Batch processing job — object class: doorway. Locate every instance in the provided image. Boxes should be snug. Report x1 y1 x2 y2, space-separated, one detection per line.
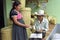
0 0 4 29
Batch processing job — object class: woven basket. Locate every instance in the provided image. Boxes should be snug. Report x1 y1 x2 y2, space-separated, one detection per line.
1 26 12 40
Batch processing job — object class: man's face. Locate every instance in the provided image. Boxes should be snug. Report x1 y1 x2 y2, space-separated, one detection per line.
37 15 44 21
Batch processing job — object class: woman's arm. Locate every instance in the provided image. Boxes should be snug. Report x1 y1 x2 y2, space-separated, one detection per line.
12 15 29 28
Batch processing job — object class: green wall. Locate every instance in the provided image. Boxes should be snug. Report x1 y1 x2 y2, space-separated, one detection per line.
46 0 60 24
3 0 12 26
6 0 12 18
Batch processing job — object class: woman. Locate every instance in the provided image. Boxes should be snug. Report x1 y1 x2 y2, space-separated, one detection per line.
10 1 30 40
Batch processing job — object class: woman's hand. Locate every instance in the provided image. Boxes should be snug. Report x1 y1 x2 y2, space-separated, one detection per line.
25 24 31 28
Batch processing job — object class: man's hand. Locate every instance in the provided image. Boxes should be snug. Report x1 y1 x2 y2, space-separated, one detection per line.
37 29 43 32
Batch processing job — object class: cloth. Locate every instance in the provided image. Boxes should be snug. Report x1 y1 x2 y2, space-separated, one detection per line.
29 30 46 40
17 12 23 19
30 33 42 38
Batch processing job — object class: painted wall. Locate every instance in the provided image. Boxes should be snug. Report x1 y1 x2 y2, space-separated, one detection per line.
46 0 60 24
6 0 12 18
3 0 12 26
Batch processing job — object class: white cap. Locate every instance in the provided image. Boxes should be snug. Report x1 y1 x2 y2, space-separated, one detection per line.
35 10 44 15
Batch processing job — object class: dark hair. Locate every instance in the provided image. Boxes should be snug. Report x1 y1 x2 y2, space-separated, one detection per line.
12 1 21 11
10 1 21 20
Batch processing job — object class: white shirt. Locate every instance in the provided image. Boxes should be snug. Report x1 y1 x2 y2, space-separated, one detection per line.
33 17 49 31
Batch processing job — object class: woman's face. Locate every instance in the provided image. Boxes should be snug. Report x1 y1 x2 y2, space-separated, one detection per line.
15 4 21 11
37 15 44 21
